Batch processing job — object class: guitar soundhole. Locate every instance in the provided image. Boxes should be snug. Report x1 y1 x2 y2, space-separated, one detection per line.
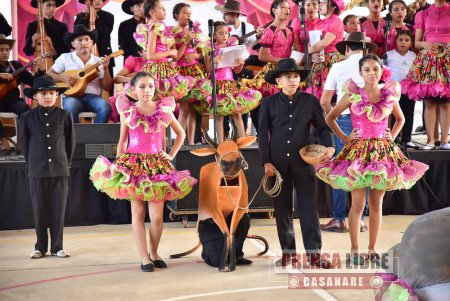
79 72 85 77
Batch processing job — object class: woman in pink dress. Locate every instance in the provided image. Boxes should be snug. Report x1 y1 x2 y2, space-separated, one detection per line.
90 72 197 272
290 0 323 58
246 0 296 97
307 0 345 99
315 55 428 265
360 0 386 55
376 0 413 55
401 0 450 150
172 3 211 145
134 0 194 101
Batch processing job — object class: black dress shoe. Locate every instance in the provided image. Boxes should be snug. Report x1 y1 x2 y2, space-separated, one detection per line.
150 258 167 268
141 262 154 272
236 257 253 265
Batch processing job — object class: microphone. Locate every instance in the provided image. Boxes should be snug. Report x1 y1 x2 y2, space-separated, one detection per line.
208 19 214 38
299 7 305 26
188 20 195 48
385 13 392 33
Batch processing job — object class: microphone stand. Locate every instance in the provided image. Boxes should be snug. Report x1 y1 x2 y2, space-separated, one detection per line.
208 19 218 143
382 13 392 65
300 5 314 96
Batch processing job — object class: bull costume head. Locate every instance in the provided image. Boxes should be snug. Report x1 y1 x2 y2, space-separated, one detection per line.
190 124 256 271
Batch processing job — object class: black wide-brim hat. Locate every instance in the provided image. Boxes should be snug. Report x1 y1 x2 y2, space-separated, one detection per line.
0 34 15 48
264 58 310 85
215 0 246 15
335 32 377 55
63 24 98 48
24 76 68 98
30 0 65 8
121 0 143 15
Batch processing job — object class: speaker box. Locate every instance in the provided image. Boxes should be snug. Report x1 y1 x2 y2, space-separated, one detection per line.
74 124 120 159
174 144 273 211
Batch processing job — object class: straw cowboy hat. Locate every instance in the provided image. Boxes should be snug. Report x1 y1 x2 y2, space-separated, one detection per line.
299 144 327 165
121 0 143 15
264 58 310 85
63 24 98 48
335 32 377 55
24 76 68 98
0 34 15 48
215 0 245 15
30 0 65 8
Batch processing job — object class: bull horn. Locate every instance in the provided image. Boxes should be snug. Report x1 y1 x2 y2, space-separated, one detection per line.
202 128 218 149
231 120 238 143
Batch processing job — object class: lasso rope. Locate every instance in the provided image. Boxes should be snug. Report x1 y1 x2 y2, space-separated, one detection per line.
216 152 283 210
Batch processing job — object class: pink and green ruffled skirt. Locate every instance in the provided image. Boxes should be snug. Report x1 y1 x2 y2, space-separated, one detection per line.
142 61 196 101
193 80 262 116
177 64 213 103
306 51 343 100
315 138 428 191
90 153 197 202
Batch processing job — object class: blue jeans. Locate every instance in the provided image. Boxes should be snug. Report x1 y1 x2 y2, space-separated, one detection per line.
332 115 368 220
63 93 111 123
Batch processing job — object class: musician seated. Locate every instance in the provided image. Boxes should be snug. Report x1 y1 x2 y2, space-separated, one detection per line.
0 35 32 155
48 25 111 123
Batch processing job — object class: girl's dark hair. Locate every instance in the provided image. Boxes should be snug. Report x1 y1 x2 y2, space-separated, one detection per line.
359 54 382 71
396 29 413 42
388 0 407 12
173 2 190 20
130 71 155 86
213 20 227 32
144 0 159 19
343 14 358 25
270 0 289 18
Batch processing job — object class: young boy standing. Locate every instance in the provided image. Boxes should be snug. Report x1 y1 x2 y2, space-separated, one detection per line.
258 58 335 268
19 76 75 259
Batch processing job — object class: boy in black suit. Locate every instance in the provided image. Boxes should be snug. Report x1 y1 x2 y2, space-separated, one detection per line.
19 76 75 259
258 59 335 268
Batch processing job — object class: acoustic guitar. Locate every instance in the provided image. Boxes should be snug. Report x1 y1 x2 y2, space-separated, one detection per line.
0 52 53 101
57 50 124 98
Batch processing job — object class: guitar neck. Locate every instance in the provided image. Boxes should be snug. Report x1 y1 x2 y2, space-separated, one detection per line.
82 50 124 75
11 61 35 77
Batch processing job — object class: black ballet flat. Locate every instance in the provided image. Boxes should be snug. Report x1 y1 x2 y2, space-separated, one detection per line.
141 262 155 272
150 258 167 269
236 257 253 265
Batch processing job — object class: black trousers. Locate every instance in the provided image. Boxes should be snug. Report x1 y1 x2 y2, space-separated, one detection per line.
273 166 322 254
29 177 68 254
399 94 416 143
199 213 250 267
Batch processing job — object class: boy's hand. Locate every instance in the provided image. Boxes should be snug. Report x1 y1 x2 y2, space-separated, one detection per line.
317 147 335 164
0 73 13 81
264 163 277 177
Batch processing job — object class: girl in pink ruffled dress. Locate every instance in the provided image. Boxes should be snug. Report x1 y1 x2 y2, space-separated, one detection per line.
201 21 261 143
172 3 211 145
315 55 428 265
133 0 195 101
306 0 345 99
90 72 197 272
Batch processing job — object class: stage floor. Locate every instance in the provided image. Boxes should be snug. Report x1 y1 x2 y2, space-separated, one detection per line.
0 216 417 301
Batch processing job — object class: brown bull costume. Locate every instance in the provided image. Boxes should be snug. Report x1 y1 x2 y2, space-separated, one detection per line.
190 126 256 271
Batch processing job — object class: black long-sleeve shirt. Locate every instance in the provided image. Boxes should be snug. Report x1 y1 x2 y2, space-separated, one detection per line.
24 18 70 59
258 90 333 173
118 17 143 61
19 106 75 178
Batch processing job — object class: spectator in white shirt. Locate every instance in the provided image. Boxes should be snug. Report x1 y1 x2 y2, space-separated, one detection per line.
48 25 112 123
319 32 377 233
387 29 416 147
